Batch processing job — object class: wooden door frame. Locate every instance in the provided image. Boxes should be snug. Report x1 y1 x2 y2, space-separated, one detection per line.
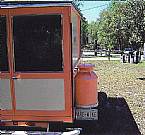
1 6 73 123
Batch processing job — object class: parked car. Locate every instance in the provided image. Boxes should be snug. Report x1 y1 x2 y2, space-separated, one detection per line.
124 48 134 54
113 49 121 54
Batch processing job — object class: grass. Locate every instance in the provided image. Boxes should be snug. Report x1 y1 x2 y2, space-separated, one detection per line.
135 61 145 68
85 60 145 134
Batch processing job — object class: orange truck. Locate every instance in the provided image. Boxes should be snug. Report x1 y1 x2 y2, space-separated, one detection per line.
0 1 98 132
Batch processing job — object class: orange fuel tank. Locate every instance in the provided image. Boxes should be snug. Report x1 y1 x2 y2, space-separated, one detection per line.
75 64 98 107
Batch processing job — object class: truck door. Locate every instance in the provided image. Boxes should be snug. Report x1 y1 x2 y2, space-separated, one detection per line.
12 14 65 112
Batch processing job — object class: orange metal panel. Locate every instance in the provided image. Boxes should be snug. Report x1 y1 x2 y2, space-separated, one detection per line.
9 7 64 16
1 110 13 115
14 110 66 116
0 9 8 14
1 115 73 123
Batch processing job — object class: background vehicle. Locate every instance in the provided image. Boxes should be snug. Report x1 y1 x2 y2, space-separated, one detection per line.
124 48 134 54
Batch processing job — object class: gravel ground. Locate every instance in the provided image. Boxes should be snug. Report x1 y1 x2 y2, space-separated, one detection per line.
83 60 145 135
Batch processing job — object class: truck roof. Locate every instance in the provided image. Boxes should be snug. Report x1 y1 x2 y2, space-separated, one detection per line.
0 1 83 19
0 1 81 14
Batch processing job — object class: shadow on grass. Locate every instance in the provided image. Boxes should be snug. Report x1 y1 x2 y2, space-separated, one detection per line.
72 92 141 135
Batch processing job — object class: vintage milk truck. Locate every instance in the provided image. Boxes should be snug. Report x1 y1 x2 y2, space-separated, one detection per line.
0 1 98 132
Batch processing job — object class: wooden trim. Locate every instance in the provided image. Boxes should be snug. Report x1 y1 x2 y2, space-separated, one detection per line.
0 73 10 79
13 73 64 79
62 7 72 117
8 10 16 115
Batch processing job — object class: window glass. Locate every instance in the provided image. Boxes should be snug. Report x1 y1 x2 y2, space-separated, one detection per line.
0 16 9 72
13 15 63 72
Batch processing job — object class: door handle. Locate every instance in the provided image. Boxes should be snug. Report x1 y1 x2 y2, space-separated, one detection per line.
12 76 18 79
12 75 21 79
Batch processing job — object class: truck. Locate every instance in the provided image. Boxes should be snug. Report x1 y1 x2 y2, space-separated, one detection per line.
0 1 99 134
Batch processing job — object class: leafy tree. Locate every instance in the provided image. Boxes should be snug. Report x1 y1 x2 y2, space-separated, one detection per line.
72 0 89 50
109 1 129 50
97 9 117 60
81 18 88 49
96 0 145 56
125 0 145 50
88 21 98 43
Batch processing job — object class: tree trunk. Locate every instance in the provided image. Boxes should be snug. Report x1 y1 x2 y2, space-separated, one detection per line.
108 49 111 61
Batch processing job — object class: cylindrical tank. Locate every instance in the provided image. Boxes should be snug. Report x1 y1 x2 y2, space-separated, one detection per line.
75 64 98 108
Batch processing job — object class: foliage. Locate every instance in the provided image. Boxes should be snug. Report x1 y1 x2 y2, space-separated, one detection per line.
93 0 145 52
88 21 98 42
125 0 145 49
73 0 82 11
81 18 88 48
97 9 115 50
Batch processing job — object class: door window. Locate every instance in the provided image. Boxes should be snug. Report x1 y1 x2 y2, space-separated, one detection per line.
13 15 63 72
0 16 9 72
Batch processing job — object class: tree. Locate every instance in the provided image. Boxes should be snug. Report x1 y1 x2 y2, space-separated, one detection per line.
88 21 98 43
97 9 117 60
125 0 145 50
96 0 145 56
109 1 129 50
81 18 88 49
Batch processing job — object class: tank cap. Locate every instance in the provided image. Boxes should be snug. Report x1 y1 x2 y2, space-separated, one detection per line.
78 64 95 71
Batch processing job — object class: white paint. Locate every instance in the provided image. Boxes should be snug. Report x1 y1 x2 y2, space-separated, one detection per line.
15 79 65 110
62 130 80 135
12 131 27 135
0 79 12 110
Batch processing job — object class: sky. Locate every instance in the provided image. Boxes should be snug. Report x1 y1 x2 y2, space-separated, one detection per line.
80 1 111 23
9 0 110 23
33 0 111 23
